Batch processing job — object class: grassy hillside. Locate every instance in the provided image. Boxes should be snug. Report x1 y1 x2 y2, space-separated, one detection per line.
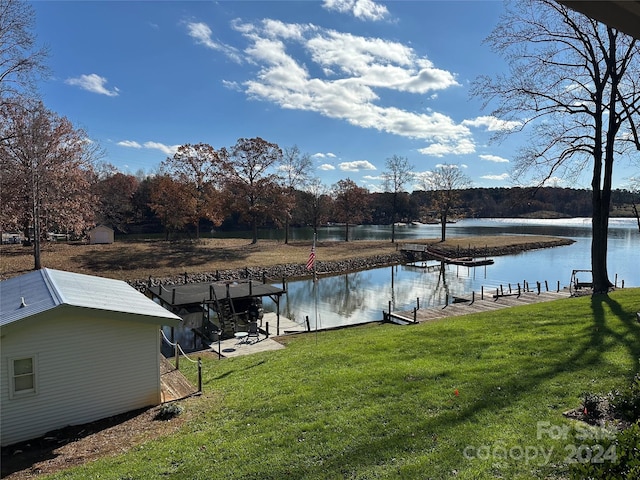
46 288 640 479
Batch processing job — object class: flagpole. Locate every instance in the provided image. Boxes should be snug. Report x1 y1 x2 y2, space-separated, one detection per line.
313 232 317 283
312 232 318 343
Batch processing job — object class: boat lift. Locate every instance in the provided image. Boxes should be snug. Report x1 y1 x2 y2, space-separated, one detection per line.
147 279 287 345
570 269 593 294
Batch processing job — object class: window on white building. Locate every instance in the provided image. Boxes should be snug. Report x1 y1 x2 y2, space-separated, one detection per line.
10 356 37 398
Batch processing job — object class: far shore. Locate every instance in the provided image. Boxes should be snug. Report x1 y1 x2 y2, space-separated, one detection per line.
1 235 574 287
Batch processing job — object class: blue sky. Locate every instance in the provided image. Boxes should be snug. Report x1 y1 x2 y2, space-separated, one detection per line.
31 0 635 191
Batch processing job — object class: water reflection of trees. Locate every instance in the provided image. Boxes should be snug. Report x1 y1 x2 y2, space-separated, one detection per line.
407 262 476 308
273 271 369 326
318 271 368 318
268 260 489 328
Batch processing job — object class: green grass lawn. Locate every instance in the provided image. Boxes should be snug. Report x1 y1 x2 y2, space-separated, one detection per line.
51 289 640 479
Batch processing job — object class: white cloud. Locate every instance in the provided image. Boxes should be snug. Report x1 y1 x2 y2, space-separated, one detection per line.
463 116 522 131
322 0 389 21
305 30 459 94
480 173 510 181
339 160 376 171
117 140 142 148
479 154 510 163
186 21 242 63
319 163 336 170
65 74 119 97
210 19 472 156
143 141 180 156
418 138 476 157
222 80 242 91
541 176 564 187
117 140 180 156
312 152 337 159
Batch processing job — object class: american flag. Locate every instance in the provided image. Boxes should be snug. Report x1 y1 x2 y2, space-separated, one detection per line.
306 245 316 271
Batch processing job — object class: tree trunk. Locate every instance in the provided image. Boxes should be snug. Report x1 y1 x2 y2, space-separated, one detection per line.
33 225 41 270
32 172 41 270
440 211 447 242
591 51 619 295
632 203 640 232
345 222 350 242
591 203 611 293
591 130 614 293
391 192 397 243
251 219 258 245
284 217 290 244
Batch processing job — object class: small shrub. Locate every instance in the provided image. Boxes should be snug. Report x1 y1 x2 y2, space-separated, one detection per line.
609 374 640 423
154 403 184 421
570 422 640 480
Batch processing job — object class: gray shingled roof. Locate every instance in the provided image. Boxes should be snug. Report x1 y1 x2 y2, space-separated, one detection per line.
0 268 181 328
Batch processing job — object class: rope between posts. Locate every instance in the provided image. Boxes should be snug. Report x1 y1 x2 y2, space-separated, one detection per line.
160 328 176 346
160 329 198 364
176 343 198 363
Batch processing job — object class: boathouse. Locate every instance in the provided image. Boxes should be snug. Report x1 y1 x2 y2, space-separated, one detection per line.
146 279 287 348
0 268 181 447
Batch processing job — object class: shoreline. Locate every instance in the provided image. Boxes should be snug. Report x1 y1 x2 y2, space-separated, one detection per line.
129 236 575 291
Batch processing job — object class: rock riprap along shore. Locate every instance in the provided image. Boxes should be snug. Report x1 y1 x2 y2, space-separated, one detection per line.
130 237 574 291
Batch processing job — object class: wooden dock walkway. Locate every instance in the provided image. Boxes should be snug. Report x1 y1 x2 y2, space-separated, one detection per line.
400 243 494 267
390 289 571 324
185 292 574 360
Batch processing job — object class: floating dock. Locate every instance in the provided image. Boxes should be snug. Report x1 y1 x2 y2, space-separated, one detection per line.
400 243 494 267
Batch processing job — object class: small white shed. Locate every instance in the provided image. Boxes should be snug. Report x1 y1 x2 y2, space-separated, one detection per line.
88 225 114 244
0 268 181 447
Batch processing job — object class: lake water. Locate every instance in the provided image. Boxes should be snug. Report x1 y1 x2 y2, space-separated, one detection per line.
262 218 639 331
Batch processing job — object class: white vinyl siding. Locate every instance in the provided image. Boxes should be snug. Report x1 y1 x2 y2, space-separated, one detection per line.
1 309 162 446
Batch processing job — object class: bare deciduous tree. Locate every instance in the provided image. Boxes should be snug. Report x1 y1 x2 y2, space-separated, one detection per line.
304 177 330 235
381 154 414 243
0 0 48 110
280 145 312 244
419 164 472 242
472 0 640 293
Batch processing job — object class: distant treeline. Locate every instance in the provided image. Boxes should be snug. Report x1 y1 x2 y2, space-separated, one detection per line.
140 186 637 236
362 187 639 225
365 187 637 226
